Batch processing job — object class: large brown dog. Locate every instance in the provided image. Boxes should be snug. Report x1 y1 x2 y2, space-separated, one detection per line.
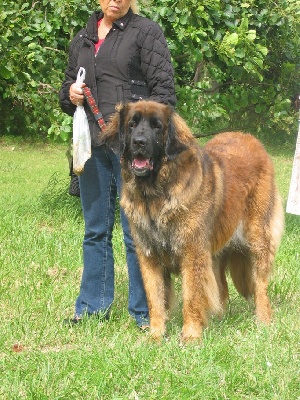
103 100 284 342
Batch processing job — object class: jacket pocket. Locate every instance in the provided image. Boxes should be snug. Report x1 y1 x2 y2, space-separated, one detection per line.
130 79 149 100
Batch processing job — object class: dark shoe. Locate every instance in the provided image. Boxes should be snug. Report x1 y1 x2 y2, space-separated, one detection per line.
69 173 80 197
64 312 110 326
63 316 82 326
139 324 150 332
135 315 149 331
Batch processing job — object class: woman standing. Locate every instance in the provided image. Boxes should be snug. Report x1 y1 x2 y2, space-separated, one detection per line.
59 0 176 329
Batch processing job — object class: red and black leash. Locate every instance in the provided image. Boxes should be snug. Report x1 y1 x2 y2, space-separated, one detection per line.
82 86 106 131
82 86 124 163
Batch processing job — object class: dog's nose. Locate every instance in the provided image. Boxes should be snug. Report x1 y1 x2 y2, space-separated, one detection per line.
133 136 147 147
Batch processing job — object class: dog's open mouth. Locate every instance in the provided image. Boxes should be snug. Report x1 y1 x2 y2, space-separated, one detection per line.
131 156 153 176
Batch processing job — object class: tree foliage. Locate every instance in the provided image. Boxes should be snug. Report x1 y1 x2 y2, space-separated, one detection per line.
0 0 98 140
0 0 299 140
141 0 300 136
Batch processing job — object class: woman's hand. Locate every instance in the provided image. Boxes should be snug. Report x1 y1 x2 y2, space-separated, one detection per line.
69 82 86 106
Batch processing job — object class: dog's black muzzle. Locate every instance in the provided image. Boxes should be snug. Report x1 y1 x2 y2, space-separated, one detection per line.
130 132 154 176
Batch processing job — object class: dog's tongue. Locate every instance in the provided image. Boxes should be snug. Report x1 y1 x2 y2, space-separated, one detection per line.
132 158 153 170
133 158 149 168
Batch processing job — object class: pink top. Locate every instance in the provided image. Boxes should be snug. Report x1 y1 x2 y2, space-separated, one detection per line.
95 19 105 55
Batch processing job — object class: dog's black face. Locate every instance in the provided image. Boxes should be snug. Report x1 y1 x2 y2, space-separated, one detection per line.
103 101 188 178
126 110 166 177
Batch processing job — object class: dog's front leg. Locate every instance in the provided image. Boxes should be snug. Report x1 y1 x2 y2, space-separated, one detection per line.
136 250 167 341
181 249 220 343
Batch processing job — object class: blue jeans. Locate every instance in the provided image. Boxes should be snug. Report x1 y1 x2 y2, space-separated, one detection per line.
76 145 149 326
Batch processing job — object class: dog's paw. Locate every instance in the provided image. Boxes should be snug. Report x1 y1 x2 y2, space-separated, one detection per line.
181 324 203 344
148 325 167 343
255 307 273 326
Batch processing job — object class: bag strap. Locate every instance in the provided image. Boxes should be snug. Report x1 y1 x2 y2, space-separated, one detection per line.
82 86 106 131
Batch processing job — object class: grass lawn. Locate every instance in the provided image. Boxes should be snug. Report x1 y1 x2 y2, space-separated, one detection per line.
0 135 299 399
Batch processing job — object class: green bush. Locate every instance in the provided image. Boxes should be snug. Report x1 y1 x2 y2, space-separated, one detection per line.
0 0 299 140
141 0 300 136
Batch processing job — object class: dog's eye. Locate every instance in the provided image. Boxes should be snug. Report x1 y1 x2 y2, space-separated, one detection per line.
129 120 137 129
151 118 162 130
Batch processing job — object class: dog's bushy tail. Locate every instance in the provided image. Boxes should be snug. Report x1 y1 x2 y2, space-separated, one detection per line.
228 250 254 299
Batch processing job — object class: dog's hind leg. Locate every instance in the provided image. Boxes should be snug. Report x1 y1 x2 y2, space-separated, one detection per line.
246 190 284 324
213 253 229 317
251 244 274 324
228 249 254 299
251 228 283 323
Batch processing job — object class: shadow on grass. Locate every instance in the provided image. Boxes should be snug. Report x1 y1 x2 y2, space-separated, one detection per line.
37 172 82 220
36 171 122 223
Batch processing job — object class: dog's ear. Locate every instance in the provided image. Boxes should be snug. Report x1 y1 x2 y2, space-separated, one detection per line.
101 104 126 155
165 114 188 160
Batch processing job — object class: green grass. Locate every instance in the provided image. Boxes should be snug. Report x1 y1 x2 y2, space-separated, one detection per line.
0 136 299 399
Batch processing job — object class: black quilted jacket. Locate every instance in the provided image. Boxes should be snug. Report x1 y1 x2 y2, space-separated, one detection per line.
59 8 176 146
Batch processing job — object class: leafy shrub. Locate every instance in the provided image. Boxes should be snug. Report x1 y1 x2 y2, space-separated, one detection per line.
0 0 299 140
